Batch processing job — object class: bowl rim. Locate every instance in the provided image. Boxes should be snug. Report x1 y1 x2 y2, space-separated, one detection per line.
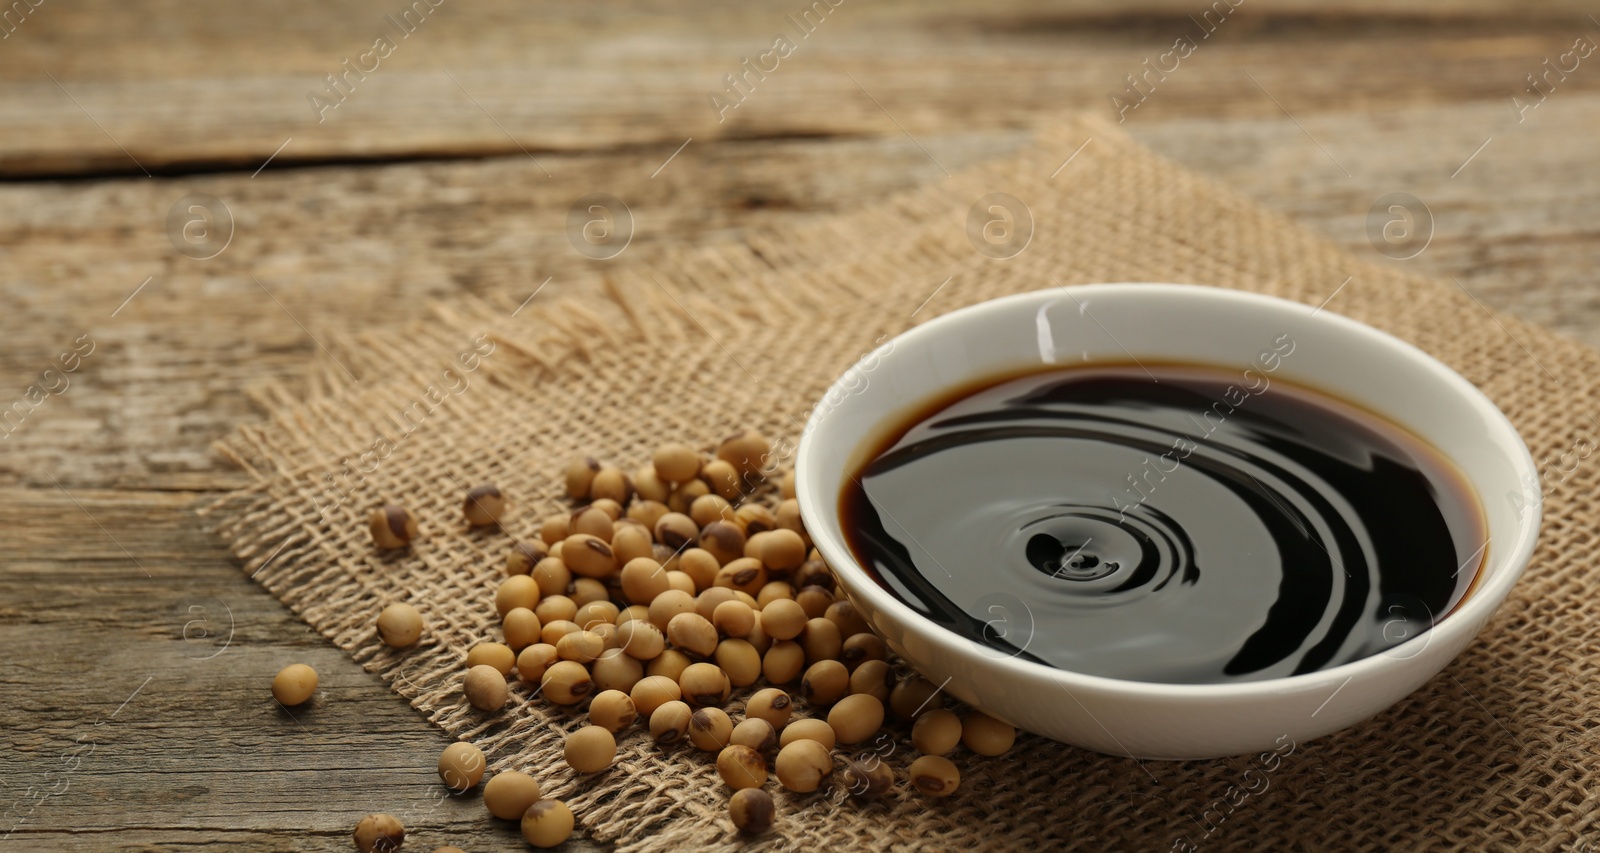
795 282 1542 699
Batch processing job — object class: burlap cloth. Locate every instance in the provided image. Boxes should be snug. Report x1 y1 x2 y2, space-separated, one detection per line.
206 115 1599 851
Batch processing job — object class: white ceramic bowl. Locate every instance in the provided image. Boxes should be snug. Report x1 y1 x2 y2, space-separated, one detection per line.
795 283 1540 760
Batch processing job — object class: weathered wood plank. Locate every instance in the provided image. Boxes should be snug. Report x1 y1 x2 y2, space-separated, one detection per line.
0 488 606 851
4 97 1599 490
1 1 1598 175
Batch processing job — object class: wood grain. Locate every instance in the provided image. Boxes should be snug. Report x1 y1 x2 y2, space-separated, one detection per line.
2 0 1598 849
2 1 1598 175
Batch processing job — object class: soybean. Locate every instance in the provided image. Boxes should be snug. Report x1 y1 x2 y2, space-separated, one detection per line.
747 529 806 571
679 662 731 707
533 595 576 626
590 621 620 652
495 575 540 617
794 560 835 592
712 600 755 638
693 587 738 621
591 649 644 694
555 630 603 665
962 711 1017 757
620 557 670 605
630 675 682 716
701 458 744 500
908 755 960 797
729 787 775 836
762 640 805 684
484 770 541 820
588 689 637 732
353 813 405 853
890 675 945 719
589 497 624 521
826 600 869 637
590 467 633 504
369 505 418 550
716 430 771 477
730 717 778 753
615 619 666 661
540 513 571 546
377 603 423 648
689 493 734 528
654 512 699 550
840 757 894 801
744 687 793 730
760 599 807 641
506 540 548 576
646 649 693 682
756 581 795 609
653 443 702 483
800 618 843 664
650 700 693 744
627 499 671 532
649 589 698 632
463 484 505 527
715 639 762 687
633 464 670 504
271 663 318 706
775 499 806 538
677 548 720 591
745 618 773 656
565 456 601 500
800 660 849 707
717 744 769 790
667 612 719 658
501 607 541 651
795 585 834 619
734 503 776 535
539 619 582 647
467 642 516 675
849 659 894 704
515 643 558 682
562 533 617 579
574 599 619 630
540 660 593 705
564 725 616 773
913 709 962 755
438 741 486 792
612 524 655 565
688 707 733 752
778 718 836 750
667 478 710 514
774 739 832 793
521 799 575 848
714 558 766 596
464 665 509 711
570 577 609 607
698 520 746 565
530 557 571 597
827 694 885 745
841 633 887 670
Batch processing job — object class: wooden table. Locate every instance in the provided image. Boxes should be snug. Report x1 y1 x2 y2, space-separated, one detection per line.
3 2 1597 849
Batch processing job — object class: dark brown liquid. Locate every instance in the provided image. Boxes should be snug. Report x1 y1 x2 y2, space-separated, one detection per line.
840 362 1487 684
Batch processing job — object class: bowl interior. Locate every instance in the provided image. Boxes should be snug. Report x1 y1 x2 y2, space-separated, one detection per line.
796 283 1539 689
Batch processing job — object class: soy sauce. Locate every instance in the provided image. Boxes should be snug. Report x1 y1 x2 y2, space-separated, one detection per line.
839 360 1487 684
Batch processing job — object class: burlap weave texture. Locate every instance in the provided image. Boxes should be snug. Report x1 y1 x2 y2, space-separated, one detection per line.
209 115 1598 851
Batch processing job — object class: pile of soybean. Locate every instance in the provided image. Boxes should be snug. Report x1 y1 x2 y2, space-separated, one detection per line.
295 431 1015 852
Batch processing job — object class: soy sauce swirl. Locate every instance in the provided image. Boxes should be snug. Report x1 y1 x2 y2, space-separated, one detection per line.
840 363 1486 684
